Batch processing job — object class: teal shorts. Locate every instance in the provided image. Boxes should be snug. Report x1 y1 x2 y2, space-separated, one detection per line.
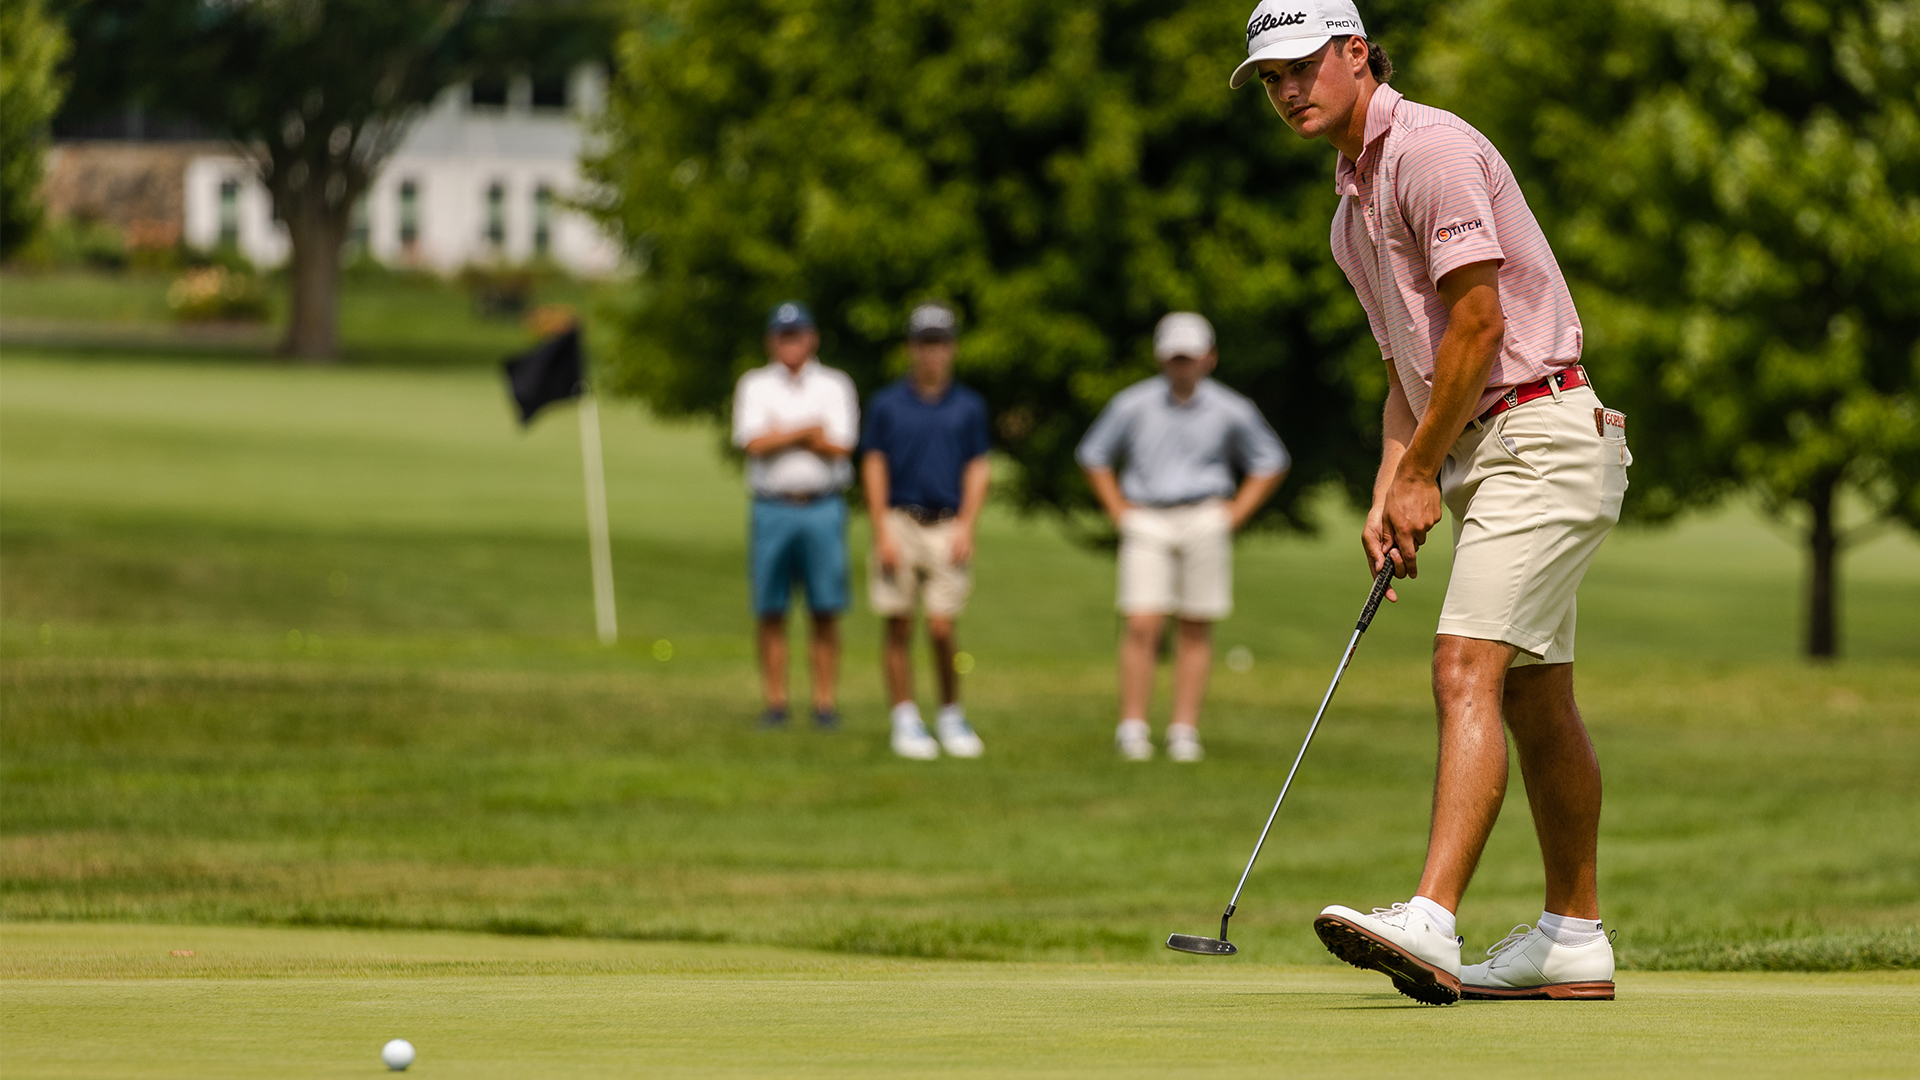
749 495 849 616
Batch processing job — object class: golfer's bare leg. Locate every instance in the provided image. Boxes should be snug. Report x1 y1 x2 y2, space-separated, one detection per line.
1415 634 1519 911
1118 613 1165 721
1503 662 1602 919
882 615 914 705
757 614 789 709
1169 618 1213 729
927 615 960 706
808 612 840 711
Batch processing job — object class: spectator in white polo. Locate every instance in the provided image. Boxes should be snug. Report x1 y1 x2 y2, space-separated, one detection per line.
732 300 860 731
1076 312 1289 762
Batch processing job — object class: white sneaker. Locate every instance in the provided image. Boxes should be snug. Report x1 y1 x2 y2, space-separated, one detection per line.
1315 903 1463 1005
1115 719 1153 761
1462 924 1616 1000
890 707 940 760
935 707 984 758
1166 723 1204 762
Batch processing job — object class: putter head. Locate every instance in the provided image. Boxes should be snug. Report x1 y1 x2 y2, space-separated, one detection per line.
1166 933 1237 956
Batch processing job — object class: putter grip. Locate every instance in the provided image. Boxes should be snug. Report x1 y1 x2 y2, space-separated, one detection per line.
1355 556 1397 632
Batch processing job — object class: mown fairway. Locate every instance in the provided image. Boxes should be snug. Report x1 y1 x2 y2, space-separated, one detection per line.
5 923 1918 1079
2 349 1918 1075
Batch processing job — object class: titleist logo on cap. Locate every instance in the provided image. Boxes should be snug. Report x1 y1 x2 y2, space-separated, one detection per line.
1247 10 1308 41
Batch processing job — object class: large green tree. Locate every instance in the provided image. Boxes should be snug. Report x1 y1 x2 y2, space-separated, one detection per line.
589 0 1439 528
59 0 611 359
1424 0 1920 657
0 0 69 258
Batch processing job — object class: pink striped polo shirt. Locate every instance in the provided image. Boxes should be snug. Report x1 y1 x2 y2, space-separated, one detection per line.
1328 85 1583 421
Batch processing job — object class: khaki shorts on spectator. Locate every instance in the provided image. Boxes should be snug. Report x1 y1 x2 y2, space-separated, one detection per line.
1118 500 1234 621
869 510 973 618
1438 385 1630 666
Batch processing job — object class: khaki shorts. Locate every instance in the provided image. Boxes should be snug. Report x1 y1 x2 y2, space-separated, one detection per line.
1438 385 1630 666
1118 500 1234 621
869 509 973 618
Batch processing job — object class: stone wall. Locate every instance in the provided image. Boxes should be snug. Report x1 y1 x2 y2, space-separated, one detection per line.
42 141 232 247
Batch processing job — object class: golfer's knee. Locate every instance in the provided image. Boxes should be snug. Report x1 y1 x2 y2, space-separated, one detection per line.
926 617 956 646
884 616 913 644
1124 615 1163 644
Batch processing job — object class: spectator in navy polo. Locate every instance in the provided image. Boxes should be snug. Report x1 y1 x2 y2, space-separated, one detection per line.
732 301 860 730
860 302 992 760
1077 312 1290 763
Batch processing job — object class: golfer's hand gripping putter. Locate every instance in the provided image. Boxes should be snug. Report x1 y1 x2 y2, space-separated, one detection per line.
1166 555 1400 957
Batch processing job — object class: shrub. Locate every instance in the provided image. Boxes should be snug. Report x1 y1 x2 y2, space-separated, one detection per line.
167 266 270 322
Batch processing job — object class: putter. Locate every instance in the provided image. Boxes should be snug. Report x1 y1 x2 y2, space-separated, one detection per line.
1167 554 1400 956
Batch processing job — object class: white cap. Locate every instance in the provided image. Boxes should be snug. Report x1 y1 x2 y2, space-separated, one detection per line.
1153 312 1215 361
907 302 957 340
1229 0 1367 89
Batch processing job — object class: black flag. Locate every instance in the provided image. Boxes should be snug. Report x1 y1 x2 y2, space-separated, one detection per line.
502 326 584 424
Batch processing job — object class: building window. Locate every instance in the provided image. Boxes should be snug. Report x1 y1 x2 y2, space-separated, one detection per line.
531 75 568 110
398 180 420 251
218 178 241 248
470 74 508 109
347 195 370 260
485 181 506 250
533 185 554 257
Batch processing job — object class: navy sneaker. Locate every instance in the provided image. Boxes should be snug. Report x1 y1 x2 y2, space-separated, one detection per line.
757 705 790 729
813 706 841 731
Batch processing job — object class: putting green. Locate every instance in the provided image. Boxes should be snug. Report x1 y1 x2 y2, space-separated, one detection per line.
4 924 1914 1078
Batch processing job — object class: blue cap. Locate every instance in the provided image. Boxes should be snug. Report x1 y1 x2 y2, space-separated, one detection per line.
766 301 815 334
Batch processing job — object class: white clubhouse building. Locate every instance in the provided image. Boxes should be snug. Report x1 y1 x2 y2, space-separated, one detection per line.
180 66 621 276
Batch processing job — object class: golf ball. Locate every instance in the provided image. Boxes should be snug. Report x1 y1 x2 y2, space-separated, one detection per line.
381 1039 415 1071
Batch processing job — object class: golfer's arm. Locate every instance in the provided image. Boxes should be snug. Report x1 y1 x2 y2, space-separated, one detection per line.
1373 361 1417 504
861 451 892 525
956 455 990 530
1395 260 1505 483
1230 470 1285 528
1083 467 1130 523
742 427 818 456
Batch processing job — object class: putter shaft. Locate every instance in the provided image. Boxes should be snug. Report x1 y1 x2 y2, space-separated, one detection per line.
1219 558 1397 931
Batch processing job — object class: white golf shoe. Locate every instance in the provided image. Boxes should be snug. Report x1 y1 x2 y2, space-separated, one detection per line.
890 708 941 760
1315 902 1463 1005
1115 719 1153 761
1166 723 1204 762
935 706 984 758
1461 924 1616 1000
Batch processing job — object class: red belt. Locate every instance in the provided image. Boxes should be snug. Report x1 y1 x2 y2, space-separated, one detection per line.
1478 365 1588 423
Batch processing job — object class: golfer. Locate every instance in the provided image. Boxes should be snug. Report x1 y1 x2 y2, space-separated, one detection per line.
1232 0 1631 1003
861 302 991 760
1077 312 1288 763
733 301 859 730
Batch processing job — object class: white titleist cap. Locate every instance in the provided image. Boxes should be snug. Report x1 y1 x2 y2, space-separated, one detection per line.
1229 0 1367 89
1154 312 1216 361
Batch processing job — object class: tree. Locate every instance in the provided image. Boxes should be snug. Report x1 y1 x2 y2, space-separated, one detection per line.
59 0 612 359
1423 0 1920 658
588 0 1440 528
0 0 69 258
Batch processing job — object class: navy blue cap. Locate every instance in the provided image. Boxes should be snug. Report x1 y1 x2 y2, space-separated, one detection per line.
766 301 815 334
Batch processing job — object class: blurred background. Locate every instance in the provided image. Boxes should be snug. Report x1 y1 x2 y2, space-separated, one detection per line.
1 0 1915 969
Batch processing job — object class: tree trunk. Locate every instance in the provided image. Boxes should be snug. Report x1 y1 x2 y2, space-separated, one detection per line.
1805 476 1839 660
279 189 350 362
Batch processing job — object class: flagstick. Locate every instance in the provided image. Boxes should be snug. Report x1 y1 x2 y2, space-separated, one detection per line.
577 392 618 645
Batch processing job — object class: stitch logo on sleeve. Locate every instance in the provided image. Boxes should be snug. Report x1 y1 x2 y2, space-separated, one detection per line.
1434 218 1485 244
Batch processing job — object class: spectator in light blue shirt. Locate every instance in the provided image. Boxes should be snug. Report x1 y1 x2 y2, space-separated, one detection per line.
1077 312 1289 762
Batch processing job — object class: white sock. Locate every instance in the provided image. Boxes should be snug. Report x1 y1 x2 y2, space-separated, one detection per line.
1167 722 1199 743
1538 910 1604 947
1408 895 1457 939
891 701 924 731
936 703 965 729
1116 718 1149 739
